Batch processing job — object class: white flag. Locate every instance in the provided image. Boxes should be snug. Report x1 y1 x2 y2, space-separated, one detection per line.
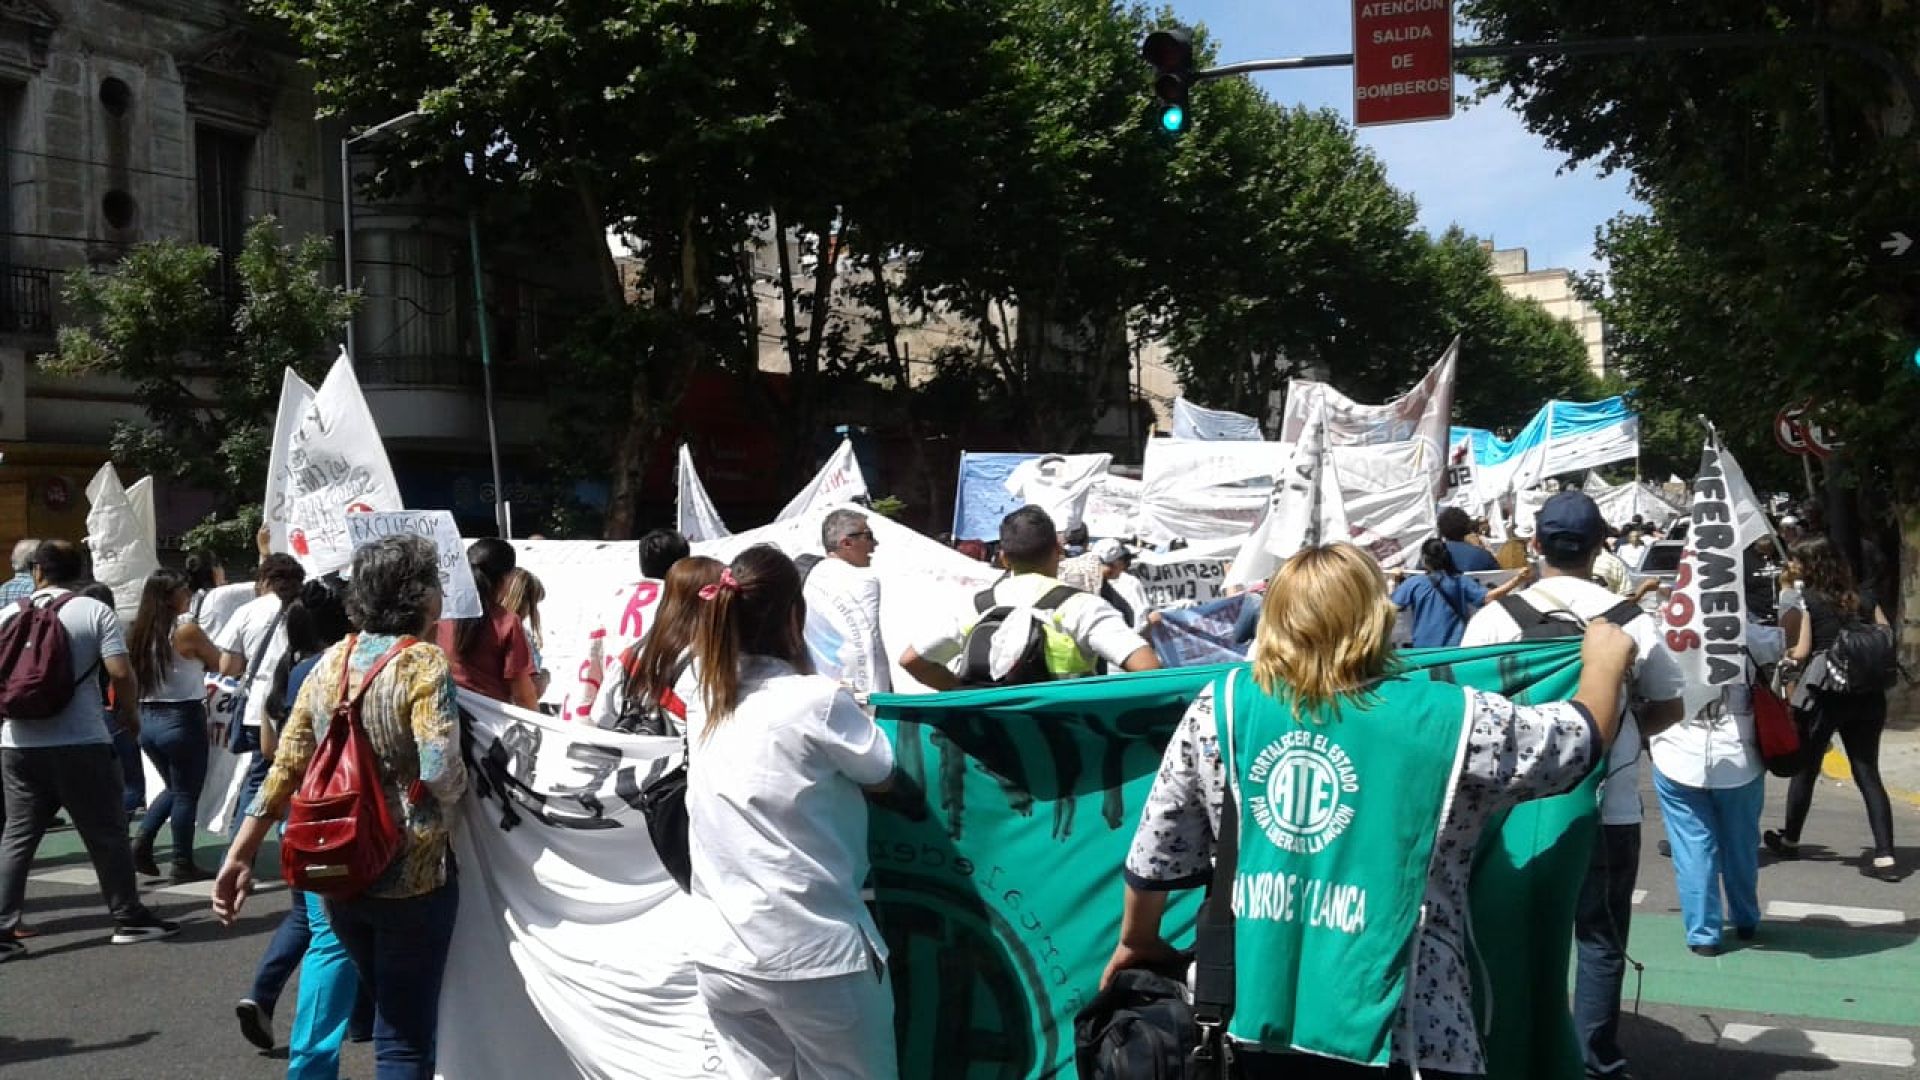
1003 452 1112 531
84 464 160 621
675 445 731 542
775 438 868 521
1226 402 1347 589
125 476 157 549
1661 436 1758 721
264 350 405 575
1171 397 1264 441
1282 338 1457 495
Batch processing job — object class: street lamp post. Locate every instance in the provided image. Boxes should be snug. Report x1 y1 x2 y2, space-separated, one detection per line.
339 110 424 363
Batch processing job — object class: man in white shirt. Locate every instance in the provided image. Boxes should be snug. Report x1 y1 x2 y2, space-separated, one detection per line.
1462 491 1683 1080
803 509 890 694
0 540 176 958
1093 539 1151 630
215 554 306 837
901 507 1159 689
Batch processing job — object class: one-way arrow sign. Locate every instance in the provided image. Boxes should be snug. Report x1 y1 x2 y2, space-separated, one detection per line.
1882 231 1912 257
1868 226 1920 266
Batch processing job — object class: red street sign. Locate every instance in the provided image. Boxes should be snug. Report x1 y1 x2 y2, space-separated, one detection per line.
1773 403 1810 456
1353 0 1455 127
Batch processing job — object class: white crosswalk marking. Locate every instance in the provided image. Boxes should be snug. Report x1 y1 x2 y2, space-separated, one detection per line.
1632 888 1647 905
1719 1024 1917 1067
1764 900 1908 928
32 866 282 897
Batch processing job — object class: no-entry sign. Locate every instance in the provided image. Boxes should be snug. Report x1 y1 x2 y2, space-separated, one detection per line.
1353 0 1454 127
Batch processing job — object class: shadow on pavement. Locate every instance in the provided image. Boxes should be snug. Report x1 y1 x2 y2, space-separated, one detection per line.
1620 1011 1838 1077
0 1031 159 1066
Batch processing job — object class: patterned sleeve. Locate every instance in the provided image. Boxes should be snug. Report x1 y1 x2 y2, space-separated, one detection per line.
248 648 336 818
1457 688 1598 809
410 647 468 809
1123 686 1225 891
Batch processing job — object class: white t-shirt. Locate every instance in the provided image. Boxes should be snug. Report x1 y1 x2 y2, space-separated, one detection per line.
1108 572 1152 630
1462 575 1686 825
1648 622 1785 789
216 594 290 728
683 656 894 980
193 583 256 644
0 588 125 750
803 556 891 694
909 573 1149 675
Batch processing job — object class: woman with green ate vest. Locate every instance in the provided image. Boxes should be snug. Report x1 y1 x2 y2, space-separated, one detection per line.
1105 543 1637 1078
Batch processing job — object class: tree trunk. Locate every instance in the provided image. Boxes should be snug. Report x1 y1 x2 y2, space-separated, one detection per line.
573 168 626 307
1893 503 1920 728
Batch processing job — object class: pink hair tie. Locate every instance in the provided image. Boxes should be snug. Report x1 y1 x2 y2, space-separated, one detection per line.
698 569 741 601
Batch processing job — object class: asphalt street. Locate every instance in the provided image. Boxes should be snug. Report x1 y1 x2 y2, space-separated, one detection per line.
0 769 1913 1080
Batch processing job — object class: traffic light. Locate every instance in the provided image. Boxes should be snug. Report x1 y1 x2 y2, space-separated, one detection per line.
1143 27 1195 134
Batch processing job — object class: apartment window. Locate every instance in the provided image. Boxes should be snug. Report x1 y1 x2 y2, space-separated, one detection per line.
196 126 251 303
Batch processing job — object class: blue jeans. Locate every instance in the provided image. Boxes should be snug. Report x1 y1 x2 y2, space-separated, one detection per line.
1572 822 1640 1075
1655 768 1764 948
326 877 459 1080
137 701 210 861
229 727 271 840
110 725 144 815
251 888 311 1016
290 893 356 1080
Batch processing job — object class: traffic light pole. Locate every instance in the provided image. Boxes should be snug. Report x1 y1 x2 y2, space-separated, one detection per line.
1194 31 1920 113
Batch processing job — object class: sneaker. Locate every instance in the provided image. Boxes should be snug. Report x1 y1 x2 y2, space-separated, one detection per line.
167 861 214 885
1688 942 1720 958
0 932 24 962
236 998 275 1051
1870 855 1900 882
1762 830 1799 859
110 908 180 945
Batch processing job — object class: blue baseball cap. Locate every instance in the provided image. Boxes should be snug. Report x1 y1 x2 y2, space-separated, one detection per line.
1534 491 1608 557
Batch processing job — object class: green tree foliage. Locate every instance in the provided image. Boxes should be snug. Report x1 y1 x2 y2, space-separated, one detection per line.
1459 0 1920 490
45 218 354 555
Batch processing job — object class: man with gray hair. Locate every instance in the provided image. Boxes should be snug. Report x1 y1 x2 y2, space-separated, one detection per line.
803 508 890 693
0 539 38 604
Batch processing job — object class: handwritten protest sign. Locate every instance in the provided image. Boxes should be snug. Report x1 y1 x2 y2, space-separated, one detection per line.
265 354 404 575
347 510 481 619
1129 547 1232 608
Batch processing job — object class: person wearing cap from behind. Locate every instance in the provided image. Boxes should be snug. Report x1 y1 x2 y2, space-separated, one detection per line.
1093 539 1150 631
1462 490 1684 1080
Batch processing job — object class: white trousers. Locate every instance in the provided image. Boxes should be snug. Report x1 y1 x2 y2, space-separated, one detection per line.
696 963 899 1080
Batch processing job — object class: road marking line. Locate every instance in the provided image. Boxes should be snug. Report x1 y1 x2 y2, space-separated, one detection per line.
1765 900 1908 928
1633 889 1647 905
1719 1025 1916 1068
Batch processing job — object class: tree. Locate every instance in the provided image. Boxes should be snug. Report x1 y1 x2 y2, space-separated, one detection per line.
45 217 354 555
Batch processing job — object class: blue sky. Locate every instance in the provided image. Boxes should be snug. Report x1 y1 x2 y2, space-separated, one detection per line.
1168 0 1644 275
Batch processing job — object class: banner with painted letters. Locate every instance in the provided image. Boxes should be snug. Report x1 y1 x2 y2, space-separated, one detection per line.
1282 339 1457 494
1661 436 1763 721
507 540 665 716
775 437 868 521
348 510 482 620
1138 437 1292 546
1127 542 1236 608
428 642 1598 1080
1225 402 1348 590
264 353 405 576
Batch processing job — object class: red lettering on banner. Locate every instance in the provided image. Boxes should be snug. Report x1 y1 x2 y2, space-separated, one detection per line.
1666 628 1701 652
620 581 662 640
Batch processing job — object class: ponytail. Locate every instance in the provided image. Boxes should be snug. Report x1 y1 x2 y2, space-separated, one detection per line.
1420 536 1458 581
691 545 809 734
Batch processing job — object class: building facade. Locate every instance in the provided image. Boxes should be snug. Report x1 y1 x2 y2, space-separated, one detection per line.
0 2 602 546
1489 245 1610 378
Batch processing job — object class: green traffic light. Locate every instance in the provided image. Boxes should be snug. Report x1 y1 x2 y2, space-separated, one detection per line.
1161 104 1186 133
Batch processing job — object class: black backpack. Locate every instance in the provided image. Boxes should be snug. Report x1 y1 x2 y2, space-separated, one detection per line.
1496 593 1646 640
1073 969 1196 1080
959 584 1080 687
794 553 825 584
1825 617 1899 695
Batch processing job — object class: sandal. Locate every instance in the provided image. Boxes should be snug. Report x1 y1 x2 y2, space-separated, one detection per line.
1762 830 1800 858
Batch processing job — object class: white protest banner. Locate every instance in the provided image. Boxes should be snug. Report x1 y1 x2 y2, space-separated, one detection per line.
125 476 156 548
1082 472 1141 540
347 511 481 620
1004 452 1112 531
775 437 868 521
675 444 730 542
439 692 716 1080
1283 338 1457 494
1128 542 1236 609
508 540 661 717
1225 402 1348 589
84 463 160 621
265 351 405 575
1660 435 1757 721
1172 397 1264 441
1343 475 1435 571
1138 437 1292 545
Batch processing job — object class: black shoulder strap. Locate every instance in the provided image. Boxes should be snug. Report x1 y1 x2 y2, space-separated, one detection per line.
1597 599 1646 628
974 588 998 615
244 605 289 686
1033 585 1080 612
1191 676 1239 1048
1497 593 1547 629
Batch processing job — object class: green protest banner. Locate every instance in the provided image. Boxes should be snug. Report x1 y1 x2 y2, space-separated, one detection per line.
869 638 1594 1079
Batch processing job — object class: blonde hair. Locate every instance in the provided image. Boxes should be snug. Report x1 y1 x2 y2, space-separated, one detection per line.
1251 543 1398 721
497 568 546 649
